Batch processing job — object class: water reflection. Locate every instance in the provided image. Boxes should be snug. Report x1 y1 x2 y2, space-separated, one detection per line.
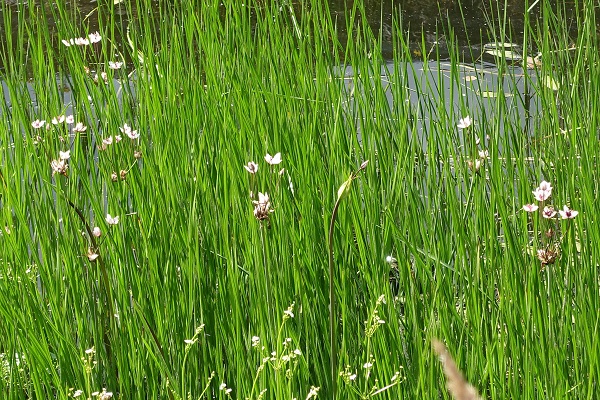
0 0 582 72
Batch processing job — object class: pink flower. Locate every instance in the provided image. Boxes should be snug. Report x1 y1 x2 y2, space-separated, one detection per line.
542 206 557 219
538 181 552 192
558 205 578 219
523 204 538 212
92 227 102 237
102 136 114 146
244 161 258 174
120 124 139 139
532 188 551 202
65 115 74 124
457 116 472 129
31 119 46 129
265 152 282 165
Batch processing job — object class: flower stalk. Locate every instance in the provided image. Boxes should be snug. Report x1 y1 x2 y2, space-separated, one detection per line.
327 160 368 399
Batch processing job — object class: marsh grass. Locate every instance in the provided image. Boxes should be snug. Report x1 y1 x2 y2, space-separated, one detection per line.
1 0 599 398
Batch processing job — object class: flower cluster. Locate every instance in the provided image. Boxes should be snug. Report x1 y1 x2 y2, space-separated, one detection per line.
244 152 285 224
61 32 102 47
364 295 386 338
50 150 71 177
32 115 87 137
522 181 578 268
457 116 472 130
522 181 578 220
457 115 490 173
69 347 113 398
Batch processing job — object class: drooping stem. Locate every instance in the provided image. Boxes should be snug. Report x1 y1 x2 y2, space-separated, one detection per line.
327 160 368 399
65 197 115 376
328 198 342 400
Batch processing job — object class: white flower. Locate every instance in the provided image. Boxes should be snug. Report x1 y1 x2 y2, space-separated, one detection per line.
98 389 113 400
73 122 87 132
538 180 553 193
92 227 102 237
31 119 46 129
105 214 120 225
88 31 102 43
306 386 320 400
253 192 273 220
363 362 373 369
50 159 68 176
457 116 472 129
74 37 90 46
219 383 227 390
59 150 71 160
523 204 538 212
87 249 99 261
65 115 75 124
244 161 258 174
533 187 551 202
108 61 123 70
265 152 282 165
283 308 294 318
120 123 139 140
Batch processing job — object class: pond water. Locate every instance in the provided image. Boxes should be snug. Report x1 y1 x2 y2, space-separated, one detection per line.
0 0 583 71
0 0 572 148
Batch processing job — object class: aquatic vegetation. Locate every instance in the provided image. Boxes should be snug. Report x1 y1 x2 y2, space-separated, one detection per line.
0 0 598 398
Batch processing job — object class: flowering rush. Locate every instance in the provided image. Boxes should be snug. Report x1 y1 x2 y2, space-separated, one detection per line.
457 116 472 129
119 123 139 140
264 152 282 165
62 31 101 47
558 205 578 219
532 180 552 202
244 161 258 174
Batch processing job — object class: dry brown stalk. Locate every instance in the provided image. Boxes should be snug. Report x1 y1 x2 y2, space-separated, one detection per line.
432 339 483 400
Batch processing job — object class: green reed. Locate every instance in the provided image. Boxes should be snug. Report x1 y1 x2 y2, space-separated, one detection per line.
0 0 598 398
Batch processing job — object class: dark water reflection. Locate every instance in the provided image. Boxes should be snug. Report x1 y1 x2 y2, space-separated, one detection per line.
0 0 584 72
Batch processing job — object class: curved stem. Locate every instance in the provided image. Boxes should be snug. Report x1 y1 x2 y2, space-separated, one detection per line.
328 198 341 400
